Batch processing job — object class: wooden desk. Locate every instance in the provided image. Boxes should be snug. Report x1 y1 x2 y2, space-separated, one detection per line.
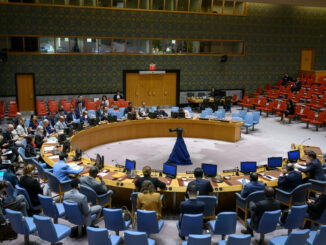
186 97 214 104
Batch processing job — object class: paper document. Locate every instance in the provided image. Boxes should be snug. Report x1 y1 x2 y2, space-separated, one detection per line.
295 163 306 169
46 138 57 143
2 151 12 156
98 173 108 177
44 146 55 151
48 155 59 159
265 175 277 180
183 181 189 187
237 179 247 184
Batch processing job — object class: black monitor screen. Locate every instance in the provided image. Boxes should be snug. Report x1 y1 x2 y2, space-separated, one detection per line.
268 157 283 168
240 162 257 173
201 163 217 177
125 159 136 170
96 154 101 168
163 163 177 178
288 150 300 162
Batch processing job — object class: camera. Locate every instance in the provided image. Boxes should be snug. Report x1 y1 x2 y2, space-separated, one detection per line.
169 128 182 133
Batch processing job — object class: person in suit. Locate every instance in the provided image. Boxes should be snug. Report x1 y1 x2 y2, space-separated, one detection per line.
156 106 168 118
278 163 302 192
74 101 85 119
291 77 302 93
75 95 85 109
96 103 105 121
135 166 166 191
63 178 102 227
53 153 83 182
298 151 326 181
124 102 133 115
28 114 39 135
113 90 123 101
42 119 54 136
54 108 66 124
55 104 67 116
19 164 50 206
66 105 75 125
80 166 108 195
45 112 55 128
241 187 281 235
138 101 149 117
240 172 266 198
35 126 47 149
12 112 22 129
210 87 216 97
137 180 162 220
179 184 205 227
127 107 139 120
186 168 213 198
80 111 89 125
307 192 326 220
54 116 67 132
282 73 292 86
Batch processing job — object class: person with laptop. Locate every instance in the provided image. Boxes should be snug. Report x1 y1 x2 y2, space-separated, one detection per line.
186 167 213 198
135 166 166 191
297 151 326 181
278 163 302 192
240 172 265 198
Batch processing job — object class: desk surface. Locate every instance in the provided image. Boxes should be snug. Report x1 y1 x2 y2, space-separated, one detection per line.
186 97 214 103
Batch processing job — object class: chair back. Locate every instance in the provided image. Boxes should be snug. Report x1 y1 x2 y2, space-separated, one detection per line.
187 234 211 245
44 171 60 192
80 184 97 205
282 205 308 229
311 225 326 245
256 210 281 234
284 229 310 245
33 215 58 242
213 212 237 235
137 210 160 234
124 230 149 245
231 117 243 122
32 159 46 180
197 196 217 218
62 201 84 225
244 113 253 125
87 227 110 245
247 190 265 203
5 180 17 198
21 138 27 148
179 213 203 237
88 110 96 119
103 208 127 231
291 183 311 205
38 194 59 219
15 184 34 209
130 192 139 213
226 234 251 245
17 147 27 159
252 111 260 124
317 208 326 223
239 110 247 119
5 209 33 235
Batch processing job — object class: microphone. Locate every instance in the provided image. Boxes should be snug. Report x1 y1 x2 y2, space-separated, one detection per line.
300 138 311 145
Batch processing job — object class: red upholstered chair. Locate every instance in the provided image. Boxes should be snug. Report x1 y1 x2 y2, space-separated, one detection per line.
70 99 77 109
254 97 266 109
243 97 255 111
272 100 280 114
312 86 325 96
309 111 326 131
301 89 314 102
231 94 237 104
36 103 47 116
0 101 4 118
269 90 280 100
306 96 317 107
275 101 287 115
261 102 274 117
262 83 272 93
8 103 18 118
263 90 273 99
302 79 312 88
286 105 302 124
280 86 291 97
292 93 302 104
311 98 326 112
301 110 316 128
252 87 261 97
283 92 293 102
296 106 310 119
272 80 282 89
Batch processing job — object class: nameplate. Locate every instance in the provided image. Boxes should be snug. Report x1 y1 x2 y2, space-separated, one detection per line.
139 71 166 75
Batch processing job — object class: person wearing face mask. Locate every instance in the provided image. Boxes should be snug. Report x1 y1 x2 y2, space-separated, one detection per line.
53 153 83 182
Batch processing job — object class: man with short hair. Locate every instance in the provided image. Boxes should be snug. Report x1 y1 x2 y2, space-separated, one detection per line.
156 106 168 117
74 101 85 119
124 102 133 115
278 163 302 192
53 153 83 182
54 116 67 132
80 166 108 195
135 166 166 191
43 119 54 136
113 90 123 101
186 168 213 197
64 178 102 227
12 112 22 129
96 104 105 122
138 101 149 117
241 187 281 235
54 108 66 124
76 95 85 108
240 172 266 198
298 151 326 181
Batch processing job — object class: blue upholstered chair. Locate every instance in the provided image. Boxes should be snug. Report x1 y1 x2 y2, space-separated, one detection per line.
44 170 72 202
235 190 265 226
307 225 326 245
182 234 212 245
151 106 157 112
38 194 65 224
87 227 121 245
171 106 179 113
275 183 311 207
33 214 71 244
103 208 131 235
246 209 281 244
15 184 42 211
279 204 308 234
137 210 164 234
209 212 237 240
63 200 97 237
197 195 217 220
239 110 247 119
252 111 260 130
80 184 113 207
177 213 203 238
21 138 27 149
88 110 96 119
231 116 243 122
243 113 253 134
124 230 155 245
5 180 17 198
130 191 140 222
218 234 251 245
304 208 326 226
32 159 52 182
308 179 326 195
17 147 35 165
269 229 310 245
5 209 36 244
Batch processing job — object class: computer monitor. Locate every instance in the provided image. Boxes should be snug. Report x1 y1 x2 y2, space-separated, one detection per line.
148 112 157 119
267 157 283 169
127 113 136 120
240 162 257 174
125 159 136 171
89 118 98 127
201 163 217 177
288 150 300 162
64 127 73 137
163 163 177 179
58 134 66 145
96 154 101 169
62 140 70 154
0 171 4 181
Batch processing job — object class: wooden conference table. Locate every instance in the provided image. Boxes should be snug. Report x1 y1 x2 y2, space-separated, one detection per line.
186 97 214 104
41 118 323 210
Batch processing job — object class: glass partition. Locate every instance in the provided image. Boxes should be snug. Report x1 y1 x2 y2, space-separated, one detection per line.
40 37 55 53
55 37 69 53
126 39 138 53
112 39 125 52
70 38 84 53
139 40 151 54
85 38 98 53
99 38 112 53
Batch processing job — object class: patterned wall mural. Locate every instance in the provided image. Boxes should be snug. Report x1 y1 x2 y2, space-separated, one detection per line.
0 3 325 96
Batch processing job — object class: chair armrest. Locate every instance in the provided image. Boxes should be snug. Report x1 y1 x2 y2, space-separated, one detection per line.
309 179 326 185
98 190 113 199
235 192 245 201
275 188 291 196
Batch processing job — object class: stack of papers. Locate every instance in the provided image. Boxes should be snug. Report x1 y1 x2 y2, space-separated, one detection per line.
44 146 55 152
295 163 306 169
46 138 57 144
69 163 83 171
98 172 108 177
48 155 59 159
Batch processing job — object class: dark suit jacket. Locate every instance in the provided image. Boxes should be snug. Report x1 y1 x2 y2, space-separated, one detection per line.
308 193 326 220
28 121 38 134
278 171 302 192
241 181 265 198
157 110 168 117
66 112 74 124
12 118 19 129
179 198 205 225
74 108 83 119
96 109 104 121
75 99 85 108
186 178 213 197
113 95 123 101
299 159 326 181
25 144 37 157
3 130 14 146
35 134 44 149
135 176 166 191
19 175 43 206
251 197 281 229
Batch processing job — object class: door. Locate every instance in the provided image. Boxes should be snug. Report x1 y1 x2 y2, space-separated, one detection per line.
301 48 314 71
16 74 35 112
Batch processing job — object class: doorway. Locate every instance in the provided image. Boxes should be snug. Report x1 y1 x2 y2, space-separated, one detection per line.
15 73 35 112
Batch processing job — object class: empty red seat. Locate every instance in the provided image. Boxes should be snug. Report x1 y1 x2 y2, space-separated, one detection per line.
311 98 326 111
301 110 316 128
86 101 96 110
287 105 302 123
0 101 4 118
252 87 262 97
243 97 255 111
306 96 317 107
231 94 237 104
272 80 282 89
263 83 272 93
8 103 18 118
261 102 274 117
275 101 287 115
309 111 326 131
